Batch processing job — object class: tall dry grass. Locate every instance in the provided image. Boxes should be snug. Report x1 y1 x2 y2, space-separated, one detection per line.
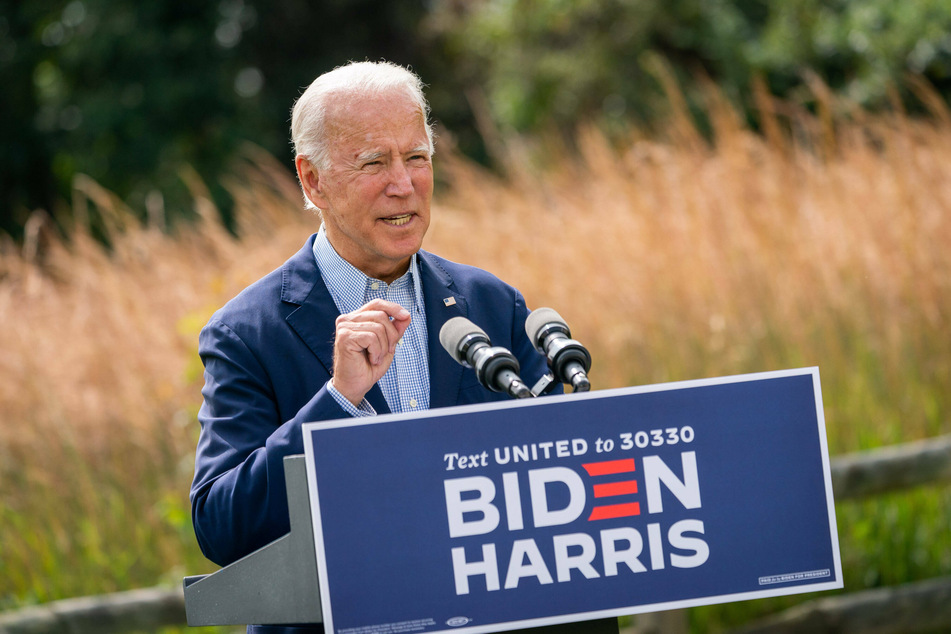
433 79 951 452
1 83 949 628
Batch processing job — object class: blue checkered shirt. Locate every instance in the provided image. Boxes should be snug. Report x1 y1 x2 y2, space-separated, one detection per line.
313 227 430 417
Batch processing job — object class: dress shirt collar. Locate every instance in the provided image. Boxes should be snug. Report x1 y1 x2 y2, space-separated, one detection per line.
312 225 425 315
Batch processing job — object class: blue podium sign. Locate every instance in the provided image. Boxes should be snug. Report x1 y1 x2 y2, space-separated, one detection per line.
303 368 841 634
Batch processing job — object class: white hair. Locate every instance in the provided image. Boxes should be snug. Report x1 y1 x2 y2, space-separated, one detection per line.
291 61 434 172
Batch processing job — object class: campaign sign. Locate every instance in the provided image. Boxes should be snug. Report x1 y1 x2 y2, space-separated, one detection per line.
302 367 841 634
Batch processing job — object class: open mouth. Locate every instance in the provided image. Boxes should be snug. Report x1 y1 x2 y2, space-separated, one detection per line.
382 214 412 227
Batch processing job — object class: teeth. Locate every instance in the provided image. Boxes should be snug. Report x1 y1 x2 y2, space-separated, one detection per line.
384 214 411 226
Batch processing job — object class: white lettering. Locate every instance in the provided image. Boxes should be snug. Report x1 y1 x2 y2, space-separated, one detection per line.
600 527 647 576
452 544 499 594
643 451 702 513
669 519 709 568
552 533 600 582
529 467 586 528
495 446 510 464
502 472 524 531
444 476 500 538
448 523 709 595
647 522 665 570
573 438 588 455
503 539 554 589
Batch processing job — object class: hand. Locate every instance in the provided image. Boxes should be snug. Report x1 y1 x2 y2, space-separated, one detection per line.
331 299 411 406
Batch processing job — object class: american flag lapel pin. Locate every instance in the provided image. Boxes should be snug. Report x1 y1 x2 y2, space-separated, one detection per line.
443 296 457 307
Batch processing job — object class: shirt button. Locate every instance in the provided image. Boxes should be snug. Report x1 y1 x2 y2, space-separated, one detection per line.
409 398 418 408
370 282 380 290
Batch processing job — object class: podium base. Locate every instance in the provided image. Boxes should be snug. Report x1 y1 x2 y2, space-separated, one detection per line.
521 618 618 633
184 457 321 625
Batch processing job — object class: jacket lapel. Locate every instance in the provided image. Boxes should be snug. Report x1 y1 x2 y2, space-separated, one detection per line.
281 234 390 415
419 251 468 409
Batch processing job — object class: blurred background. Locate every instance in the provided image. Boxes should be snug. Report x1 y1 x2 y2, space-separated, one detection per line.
2 1 950 632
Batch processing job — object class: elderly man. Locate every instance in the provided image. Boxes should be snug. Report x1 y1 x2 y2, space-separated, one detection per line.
190 61 556 633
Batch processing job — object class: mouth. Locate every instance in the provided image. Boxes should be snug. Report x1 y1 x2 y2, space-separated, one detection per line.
381 213 413 227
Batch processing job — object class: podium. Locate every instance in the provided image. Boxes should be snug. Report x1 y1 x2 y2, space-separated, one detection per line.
183 455 619 633
183 369 839 632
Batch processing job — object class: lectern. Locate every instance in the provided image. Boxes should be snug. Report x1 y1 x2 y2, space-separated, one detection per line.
183 368 839 632
183 455 618 633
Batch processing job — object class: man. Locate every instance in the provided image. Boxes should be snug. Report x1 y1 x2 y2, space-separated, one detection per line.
190 61 557 632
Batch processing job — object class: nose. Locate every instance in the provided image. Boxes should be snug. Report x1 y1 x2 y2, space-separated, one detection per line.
385 159 414 197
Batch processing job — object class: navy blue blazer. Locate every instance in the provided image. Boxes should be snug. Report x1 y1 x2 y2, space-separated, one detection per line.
191 233 555 579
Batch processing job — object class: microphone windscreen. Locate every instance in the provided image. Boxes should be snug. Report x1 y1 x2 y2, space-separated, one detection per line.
439 316 487 363
525 307 567 345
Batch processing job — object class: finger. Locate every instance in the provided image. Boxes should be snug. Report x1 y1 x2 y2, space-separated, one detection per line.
338 304 411 352
361 298 412 321
352 301 411 341
391 311 411 339
337 323 391 365
367 301 412 344
337 315 398 358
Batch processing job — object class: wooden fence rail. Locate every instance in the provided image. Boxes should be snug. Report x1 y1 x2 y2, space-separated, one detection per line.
2 434 950 634
0 587 185 634
829 433 951 501
732 575 951 634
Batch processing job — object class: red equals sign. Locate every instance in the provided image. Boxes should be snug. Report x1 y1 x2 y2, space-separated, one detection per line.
583 458 640 521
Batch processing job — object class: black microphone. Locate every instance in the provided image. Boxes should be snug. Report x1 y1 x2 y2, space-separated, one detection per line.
525 307 592 392
439 317 533 399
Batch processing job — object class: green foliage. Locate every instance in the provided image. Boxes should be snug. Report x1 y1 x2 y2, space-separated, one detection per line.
752 0 951 103
4 0 951 240
0 0 433 238
3 1 236 236
428 0 951 137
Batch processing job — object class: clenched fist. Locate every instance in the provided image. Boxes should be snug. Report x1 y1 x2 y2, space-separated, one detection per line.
331 299 411 406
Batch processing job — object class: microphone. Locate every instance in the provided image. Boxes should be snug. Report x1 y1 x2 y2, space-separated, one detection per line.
439 316 533 399
525 308 592 392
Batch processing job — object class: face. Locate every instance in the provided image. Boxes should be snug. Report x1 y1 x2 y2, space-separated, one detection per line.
297 91 433 283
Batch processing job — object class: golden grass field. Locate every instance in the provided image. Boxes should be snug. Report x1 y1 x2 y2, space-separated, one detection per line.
1 82 949 629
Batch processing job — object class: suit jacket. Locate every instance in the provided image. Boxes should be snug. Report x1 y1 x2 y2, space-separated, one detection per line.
190 234 556 633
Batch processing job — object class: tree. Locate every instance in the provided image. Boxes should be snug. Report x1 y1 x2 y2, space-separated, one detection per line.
0 0 436 239
425 0 951 142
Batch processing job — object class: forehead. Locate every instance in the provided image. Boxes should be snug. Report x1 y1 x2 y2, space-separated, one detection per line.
325 91 429 155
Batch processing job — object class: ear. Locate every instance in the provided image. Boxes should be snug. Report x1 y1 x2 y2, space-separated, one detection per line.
295 155 330 209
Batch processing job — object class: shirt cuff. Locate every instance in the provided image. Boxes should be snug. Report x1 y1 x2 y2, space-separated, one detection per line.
328 382 376 417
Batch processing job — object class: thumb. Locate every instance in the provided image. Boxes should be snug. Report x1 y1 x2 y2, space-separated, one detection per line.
392 310 412 339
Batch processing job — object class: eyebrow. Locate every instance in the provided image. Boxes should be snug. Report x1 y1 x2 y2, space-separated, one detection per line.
356 150 387 164
356 146 432 163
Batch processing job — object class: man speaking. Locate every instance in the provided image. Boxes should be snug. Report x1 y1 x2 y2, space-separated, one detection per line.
190 61 557 633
